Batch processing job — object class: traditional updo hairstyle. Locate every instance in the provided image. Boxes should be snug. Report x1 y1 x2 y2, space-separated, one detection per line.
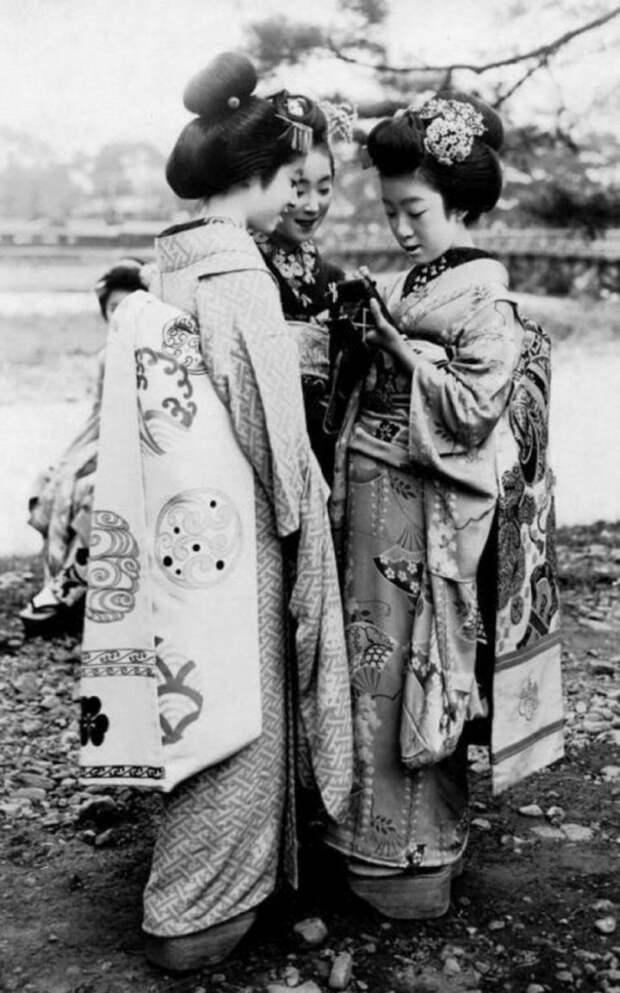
367 92 504 224
166 52 308 200
95 257 145 317
296 100 334 174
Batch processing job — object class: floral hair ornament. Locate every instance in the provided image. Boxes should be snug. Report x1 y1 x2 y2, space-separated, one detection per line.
269 90 314 153
417 97 486 166
317 99 358 142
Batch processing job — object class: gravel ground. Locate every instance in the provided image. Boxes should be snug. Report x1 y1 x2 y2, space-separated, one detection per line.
0 522 619 993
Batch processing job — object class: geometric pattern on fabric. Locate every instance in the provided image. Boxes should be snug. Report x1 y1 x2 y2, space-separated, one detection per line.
141 220 353 931
143 488 287 936
157 223 352 826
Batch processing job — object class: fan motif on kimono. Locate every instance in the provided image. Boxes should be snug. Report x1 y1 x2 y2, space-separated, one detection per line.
347 621 397 695
374 544 424 598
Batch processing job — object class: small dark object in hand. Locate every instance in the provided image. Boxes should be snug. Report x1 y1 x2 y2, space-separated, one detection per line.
329 276 392 349
324 275 392 436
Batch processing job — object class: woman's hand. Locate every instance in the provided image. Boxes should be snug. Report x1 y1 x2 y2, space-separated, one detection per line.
365 300 402 351
366 300 418 373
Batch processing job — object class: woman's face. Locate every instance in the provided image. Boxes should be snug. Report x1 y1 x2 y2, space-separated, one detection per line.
380 171 465 265
277 148 333 245
247 162 301 234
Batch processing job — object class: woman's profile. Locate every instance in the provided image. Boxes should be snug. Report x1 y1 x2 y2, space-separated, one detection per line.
327 92 562 918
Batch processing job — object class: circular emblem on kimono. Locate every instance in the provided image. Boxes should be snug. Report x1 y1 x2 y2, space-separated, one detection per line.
161 314 205 375
154 488 242 588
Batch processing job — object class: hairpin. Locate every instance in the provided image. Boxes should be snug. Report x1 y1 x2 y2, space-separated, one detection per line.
317 99 358 142
275 115 313 153
269 90 314 154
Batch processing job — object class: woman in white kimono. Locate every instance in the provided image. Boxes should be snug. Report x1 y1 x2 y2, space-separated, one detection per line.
79 53 352 972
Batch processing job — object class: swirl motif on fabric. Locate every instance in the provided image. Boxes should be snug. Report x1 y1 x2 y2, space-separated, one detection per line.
155 488 242 588
160 314 206 376
85 510 140 623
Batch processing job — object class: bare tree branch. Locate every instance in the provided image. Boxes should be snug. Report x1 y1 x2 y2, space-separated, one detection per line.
327 5 620 74
494 58 548 107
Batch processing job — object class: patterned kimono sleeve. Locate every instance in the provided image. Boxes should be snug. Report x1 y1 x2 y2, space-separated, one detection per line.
409 297 524 459
196 270 316 537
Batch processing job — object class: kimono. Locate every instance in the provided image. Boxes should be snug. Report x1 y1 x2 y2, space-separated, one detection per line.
79 217 352 936
327 249 562 872
254 231 344 479
26 355 103 608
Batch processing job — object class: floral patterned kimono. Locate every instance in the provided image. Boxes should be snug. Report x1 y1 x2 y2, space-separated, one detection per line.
26 356 104 610
327 248 562 872
254 231 344 479
102 217 353 936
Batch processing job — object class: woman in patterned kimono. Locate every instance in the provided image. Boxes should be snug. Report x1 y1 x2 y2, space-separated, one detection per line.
253 101 350 480
78 53 351 972
20 259 144 632
327 94 562 918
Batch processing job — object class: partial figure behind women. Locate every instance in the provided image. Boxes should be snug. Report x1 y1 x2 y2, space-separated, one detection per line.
21 259 144 633
327 94 562 919
78 53 352 973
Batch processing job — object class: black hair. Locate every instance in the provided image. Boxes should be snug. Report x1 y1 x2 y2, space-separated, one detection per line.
167 52 307 199
95 257 145 318
298 100 334 175
367 91 504 223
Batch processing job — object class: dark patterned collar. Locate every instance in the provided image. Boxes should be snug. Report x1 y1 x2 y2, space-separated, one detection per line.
402 247 493 298
253 231 320 313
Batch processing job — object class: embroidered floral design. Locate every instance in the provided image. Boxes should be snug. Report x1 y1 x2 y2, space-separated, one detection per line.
155 488 243 589
85 510 140 623
353 691 381 831
80 696 110 747
518 676 540 721
509 319 551 486
255 233 319 310
374 545 423 598
370 811 404 858
497 465 537 612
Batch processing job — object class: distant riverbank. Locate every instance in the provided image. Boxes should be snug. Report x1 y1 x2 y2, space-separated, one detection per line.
0 286 618 556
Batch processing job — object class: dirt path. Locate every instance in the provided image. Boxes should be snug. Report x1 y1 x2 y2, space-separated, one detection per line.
0 523 619 993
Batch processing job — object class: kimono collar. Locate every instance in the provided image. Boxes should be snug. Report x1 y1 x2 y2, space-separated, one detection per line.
252 231 321 310
392 256 515 338
156 217 267 277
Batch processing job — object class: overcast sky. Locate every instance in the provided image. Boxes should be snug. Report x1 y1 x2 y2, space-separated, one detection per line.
3 0 618 155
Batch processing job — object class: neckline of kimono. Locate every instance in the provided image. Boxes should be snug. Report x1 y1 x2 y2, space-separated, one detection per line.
158 216 246 239
402 246 494 297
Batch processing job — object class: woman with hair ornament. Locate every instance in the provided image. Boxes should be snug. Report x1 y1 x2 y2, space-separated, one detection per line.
327 92 562 919
78 52 352 972
252 97 357 480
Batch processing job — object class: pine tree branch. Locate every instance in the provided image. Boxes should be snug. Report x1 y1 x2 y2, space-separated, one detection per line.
327 5 620 75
